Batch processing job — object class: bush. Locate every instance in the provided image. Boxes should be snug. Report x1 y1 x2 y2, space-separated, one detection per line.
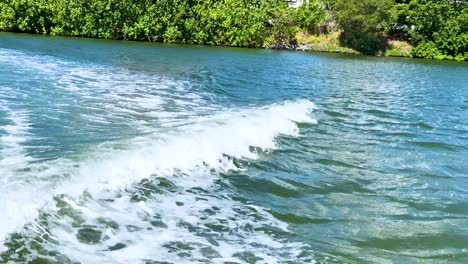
411 41 443 59
387 49 410 57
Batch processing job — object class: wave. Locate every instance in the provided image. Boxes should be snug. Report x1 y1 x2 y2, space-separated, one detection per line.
0 99 317 263
0 87 37 249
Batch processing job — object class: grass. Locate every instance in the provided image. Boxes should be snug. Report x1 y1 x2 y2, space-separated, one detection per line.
386 40 413 57
296 31 359 54
296 31 415 58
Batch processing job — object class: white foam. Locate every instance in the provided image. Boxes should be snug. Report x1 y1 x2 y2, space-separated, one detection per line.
0 99 316 262
43 177 308 263
0 48 64 74
0 92 35 250
58 100 317 196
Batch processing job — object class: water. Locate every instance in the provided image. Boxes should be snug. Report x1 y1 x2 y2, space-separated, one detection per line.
0 32 467 264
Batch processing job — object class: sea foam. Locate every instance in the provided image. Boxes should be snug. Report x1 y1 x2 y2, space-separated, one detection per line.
0 99 317 263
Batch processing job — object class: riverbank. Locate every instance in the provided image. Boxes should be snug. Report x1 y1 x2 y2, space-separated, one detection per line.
0 30 402 58
294 31 360 54
0 0 465 61
277 31 415 59
0 30 442 61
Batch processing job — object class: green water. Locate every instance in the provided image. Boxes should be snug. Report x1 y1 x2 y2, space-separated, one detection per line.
0 32 467 263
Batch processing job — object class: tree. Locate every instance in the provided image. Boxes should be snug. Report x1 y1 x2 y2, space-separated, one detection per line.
391 0 468 59
333 0 395 54
296 0 328 33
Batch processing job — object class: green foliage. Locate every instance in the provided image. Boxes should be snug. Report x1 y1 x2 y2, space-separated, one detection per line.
410 41 442 59
387 49 409 57
333 0 394 55
0 3 15 31
296 0 328 32
265 3 299 48
390 0 468 59
0 0 295 48
433 18 468 57
386 40 412 57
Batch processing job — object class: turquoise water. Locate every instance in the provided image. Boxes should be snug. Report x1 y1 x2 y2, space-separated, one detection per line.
0 32 467 263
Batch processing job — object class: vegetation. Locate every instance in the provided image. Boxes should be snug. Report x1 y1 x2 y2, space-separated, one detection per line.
386 40 412 57
0 0 294 48
333 0 394 55
296 31 359 54
0 0 466 60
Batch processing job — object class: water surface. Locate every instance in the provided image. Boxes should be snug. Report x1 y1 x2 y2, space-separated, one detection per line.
0 32 467 263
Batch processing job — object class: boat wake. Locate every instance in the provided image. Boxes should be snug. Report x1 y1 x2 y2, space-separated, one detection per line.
0 96 317 263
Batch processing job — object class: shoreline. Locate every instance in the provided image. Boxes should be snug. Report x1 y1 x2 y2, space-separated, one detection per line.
1 31 465 63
